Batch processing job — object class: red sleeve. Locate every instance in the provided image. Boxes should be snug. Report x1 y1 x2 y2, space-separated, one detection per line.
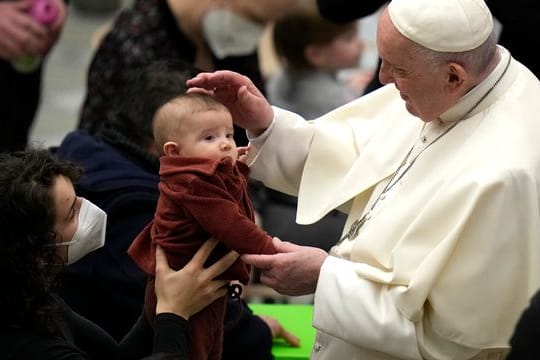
127 220 155 275
164 177 276 255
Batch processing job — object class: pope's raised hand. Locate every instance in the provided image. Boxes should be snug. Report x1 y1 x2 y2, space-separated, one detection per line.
187 70 274 136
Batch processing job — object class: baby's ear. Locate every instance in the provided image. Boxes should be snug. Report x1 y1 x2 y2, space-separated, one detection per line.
163 142 181 156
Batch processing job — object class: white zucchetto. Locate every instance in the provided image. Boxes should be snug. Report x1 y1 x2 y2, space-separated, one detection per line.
388 0 493 52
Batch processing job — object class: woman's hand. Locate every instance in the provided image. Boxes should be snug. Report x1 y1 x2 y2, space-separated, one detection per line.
154 238 239 319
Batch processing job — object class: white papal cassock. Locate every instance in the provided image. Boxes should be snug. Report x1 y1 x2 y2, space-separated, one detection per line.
247 47 540 359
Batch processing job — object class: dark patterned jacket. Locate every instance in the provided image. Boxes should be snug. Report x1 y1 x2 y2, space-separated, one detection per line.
78 0 264 146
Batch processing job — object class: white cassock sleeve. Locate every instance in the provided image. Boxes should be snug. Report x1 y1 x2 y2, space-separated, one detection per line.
312 164 539 359
314 256 423 359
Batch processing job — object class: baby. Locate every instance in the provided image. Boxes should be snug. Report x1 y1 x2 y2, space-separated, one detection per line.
128 93 275 360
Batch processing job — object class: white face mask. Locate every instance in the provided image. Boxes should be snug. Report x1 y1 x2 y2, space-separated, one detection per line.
55 199 107 265
202 8 264 60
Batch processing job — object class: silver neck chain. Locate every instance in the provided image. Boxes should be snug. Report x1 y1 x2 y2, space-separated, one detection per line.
338 121 459 243
338 54 512 244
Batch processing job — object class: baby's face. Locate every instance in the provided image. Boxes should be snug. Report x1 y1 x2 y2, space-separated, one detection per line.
176 109 238 162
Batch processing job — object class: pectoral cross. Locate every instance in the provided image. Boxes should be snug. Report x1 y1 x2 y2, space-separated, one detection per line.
338 212 370 243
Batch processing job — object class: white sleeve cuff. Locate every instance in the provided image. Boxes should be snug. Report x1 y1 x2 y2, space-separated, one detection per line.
246 107 278 143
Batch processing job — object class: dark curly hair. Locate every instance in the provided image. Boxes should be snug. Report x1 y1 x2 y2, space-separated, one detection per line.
0 149 81 333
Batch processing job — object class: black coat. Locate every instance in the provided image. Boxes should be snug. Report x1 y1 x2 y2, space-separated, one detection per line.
507 289 540 359
0 295 188 360
487 0 538 78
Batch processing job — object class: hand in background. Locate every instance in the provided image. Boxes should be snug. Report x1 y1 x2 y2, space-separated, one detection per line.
0 0 48 59
258 314 301 347
43 0 68 55
0 0 67 60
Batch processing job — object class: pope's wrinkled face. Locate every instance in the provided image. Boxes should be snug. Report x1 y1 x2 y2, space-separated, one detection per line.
376 10 454 122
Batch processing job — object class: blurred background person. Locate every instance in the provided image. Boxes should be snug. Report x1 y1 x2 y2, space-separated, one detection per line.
314 0 388 94
77 0 299 148
268 6 367 119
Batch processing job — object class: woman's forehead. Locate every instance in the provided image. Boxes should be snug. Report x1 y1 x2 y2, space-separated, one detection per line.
51 175 76 219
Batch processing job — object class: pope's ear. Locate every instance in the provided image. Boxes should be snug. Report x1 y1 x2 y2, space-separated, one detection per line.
163 141 181 156
446 62 467 92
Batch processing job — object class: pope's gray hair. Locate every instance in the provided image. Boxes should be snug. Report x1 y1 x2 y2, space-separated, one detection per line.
411 31 498 76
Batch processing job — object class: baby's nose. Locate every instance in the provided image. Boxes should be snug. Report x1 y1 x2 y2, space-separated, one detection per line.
221 141 232 150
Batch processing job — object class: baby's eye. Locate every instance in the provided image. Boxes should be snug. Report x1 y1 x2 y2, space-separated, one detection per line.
226 133 234 139
204 135 215 141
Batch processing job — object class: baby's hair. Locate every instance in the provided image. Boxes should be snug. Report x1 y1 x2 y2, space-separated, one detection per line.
153 93 229 153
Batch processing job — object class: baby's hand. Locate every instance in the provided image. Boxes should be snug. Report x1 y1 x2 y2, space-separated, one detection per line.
237 146 250 163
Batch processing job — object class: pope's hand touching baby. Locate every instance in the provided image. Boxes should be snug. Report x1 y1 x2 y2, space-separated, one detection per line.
242 237 328 296
187 70 274 137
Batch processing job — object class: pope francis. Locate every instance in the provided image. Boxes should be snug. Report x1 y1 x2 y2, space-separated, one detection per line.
186 0 540 358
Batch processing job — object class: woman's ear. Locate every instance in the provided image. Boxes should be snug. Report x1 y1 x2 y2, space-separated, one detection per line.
163 141 181 156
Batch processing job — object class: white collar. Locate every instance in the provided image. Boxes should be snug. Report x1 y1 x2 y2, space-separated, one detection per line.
439 46 510 123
